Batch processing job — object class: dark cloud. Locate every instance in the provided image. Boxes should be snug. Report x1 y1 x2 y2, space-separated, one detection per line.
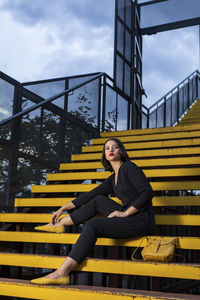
0 0 199 110
64 0 115 27
0 0 115 28
0 0 47 25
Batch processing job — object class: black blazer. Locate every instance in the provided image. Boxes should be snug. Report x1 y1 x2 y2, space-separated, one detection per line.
72 160 154 213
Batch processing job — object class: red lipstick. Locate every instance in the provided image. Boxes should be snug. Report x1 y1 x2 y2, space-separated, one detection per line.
109 153 114 156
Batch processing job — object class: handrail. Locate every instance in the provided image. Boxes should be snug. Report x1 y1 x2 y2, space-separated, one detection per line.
0 72 105 127
21 71 101 86
148 69 200 110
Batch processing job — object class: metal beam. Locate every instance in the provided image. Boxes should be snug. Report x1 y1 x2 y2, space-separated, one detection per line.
141 17 200 35
138 0 169 7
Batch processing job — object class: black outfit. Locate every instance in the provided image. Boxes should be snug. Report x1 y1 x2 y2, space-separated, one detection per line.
68 160 156 264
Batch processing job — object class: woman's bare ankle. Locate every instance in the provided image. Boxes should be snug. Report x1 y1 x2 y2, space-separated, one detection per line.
58 216 74 226
45 269 68 279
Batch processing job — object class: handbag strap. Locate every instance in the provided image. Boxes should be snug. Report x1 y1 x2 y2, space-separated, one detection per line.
131 237 147 261
173 253 186 263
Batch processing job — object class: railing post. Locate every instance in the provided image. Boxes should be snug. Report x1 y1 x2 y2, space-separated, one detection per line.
187 79 190 108
195 73 199 99
177 87 179 124
97 77 102 133
147 107 150 128
102 75 106 132
156 104 158 128
163 97 166 127
6 83 22 206
170 95 173 126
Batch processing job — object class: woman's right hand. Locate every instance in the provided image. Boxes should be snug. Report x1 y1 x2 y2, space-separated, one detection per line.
52 208 63 225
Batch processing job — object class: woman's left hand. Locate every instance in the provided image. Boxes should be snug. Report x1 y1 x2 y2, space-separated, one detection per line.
107 210 128 218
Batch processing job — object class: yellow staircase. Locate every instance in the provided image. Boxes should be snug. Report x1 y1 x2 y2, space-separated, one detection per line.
178 99 200 126
1 123 200 299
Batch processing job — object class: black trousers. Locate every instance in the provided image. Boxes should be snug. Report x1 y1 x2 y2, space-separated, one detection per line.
68 195 155 264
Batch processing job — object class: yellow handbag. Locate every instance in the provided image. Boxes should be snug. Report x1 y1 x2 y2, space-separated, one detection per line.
132 237 179 263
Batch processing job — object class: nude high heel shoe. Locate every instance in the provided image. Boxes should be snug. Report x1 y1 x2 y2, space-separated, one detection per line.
34 224 65 233
31 275 70 285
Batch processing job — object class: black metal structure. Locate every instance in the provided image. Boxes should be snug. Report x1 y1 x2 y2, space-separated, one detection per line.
139 0 200 35
0 71 130 207
113 0 200 129
114 0 143 129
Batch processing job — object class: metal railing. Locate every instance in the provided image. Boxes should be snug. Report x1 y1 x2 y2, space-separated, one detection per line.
142 70 200 128
0 71 130 206
1 68 199 206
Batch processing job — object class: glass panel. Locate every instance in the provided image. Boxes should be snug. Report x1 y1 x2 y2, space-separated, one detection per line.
19 106 42 159
198 76 200 98
64 120 94 162
0 123 11 141
0 79 14 121
135 106 142 128
125 30 131 62
183 83 189 112
117 95 128 130
117 0 125 21
68 79 99 128
166 97 172 127
116 55 123 91
157 102 164 127
149 109 156 128
0 145 9 206
21 94 38 112
141 0 199 28
19 105 60 163
15 157 52 198
68 75 96 89
105 86 117 131
117 21 124 55
25 80 65 109
189 79 193 104
178 86 184 118
41 110 60 163
172 92 178 124
142 112 147 129
124 63 131 97
125 0 132 29
192 76 197 100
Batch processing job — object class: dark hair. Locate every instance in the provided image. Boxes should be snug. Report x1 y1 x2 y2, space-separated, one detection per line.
101 137 130 172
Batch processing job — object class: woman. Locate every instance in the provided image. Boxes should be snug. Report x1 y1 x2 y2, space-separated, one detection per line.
31 138 156 285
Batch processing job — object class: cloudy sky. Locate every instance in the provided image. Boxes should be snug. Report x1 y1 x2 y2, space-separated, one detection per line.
0 0 199 107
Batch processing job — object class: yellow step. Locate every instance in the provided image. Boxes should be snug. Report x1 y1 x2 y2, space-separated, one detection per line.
82 138 200 152
99 123 200 138
71 147 200 161
46 168 200 182
180 120 200 124
0 278 191 300
179 122 200 126
1 253 200 280
93 130 200 145
181 114 200 119
179 118 200 122
0 232 199 250
14 196 200 207
60 157 200 170
31 181 200 193
1 213 200 226
178 122 200 126
186 108 200 112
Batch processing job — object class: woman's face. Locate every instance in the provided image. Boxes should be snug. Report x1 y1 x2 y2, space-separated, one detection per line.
104 140 122 162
